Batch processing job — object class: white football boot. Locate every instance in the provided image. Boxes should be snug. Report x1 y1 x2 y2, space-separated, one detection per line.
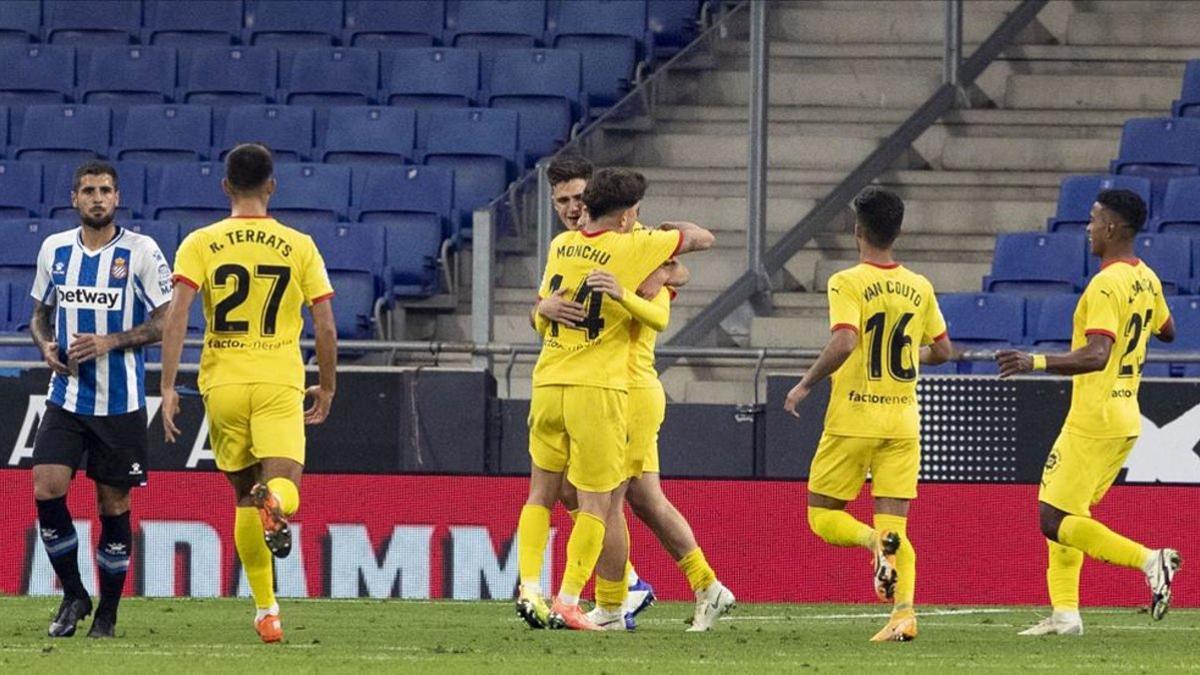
585 606 632 631
1018 612 1083 636
686 581 735 632
1145 548 1182 621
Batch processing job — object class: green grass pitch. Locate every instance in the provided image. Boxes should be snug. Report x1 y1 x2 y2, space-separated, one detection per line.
0 598 1197 673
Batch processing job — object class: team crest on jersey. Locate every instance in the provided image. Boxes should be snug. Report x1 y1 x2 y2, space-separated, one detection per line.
52 261 66 279
111 257 128 280
1044 449 1059 473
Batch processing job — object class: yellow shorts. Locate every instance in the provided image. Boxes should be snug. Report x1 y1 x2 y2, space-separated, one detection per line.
627 385 667 477
528 384 628 493
203 384 306 473
1038 430 1137 517
808 433 920 501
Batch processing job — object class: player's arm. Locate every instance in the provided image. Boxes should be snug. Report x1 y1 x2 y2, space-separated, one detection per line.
1156 316 1176 343
159 280 195 442
663 259 689 288
920 334 953 365
534 291 585 330
784 327 857 417
306 298 337 425
67 306 166 363
586 269 669 332
658 221 715 255
997 333 1113 378
30 301 68 375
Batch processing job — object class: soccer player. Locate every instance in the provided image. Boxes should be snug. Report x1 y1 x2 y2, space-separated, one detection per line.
515 169 714 631
998 189 1181 636
159 143 338 644
29 161 173 638
783 187 952 642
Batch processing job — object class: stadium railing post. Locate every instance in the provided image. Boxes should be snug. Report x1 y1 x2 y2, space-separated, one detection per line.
471 207 494 372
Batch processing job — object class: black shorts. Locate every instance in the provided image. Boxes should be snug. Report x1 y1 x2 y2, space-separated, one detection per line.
33 402 149 488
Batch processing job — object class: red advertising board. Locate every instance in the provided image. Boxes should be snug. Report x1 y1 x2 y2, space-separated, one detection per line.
0 469 1194 607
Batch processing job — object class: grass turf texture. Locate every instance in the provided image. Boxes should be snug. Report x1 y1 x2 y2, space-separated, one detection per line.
0 598 1197 673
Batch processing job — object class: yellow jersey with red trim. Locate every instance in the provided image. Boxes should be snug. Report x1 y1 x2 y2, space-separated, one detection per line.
823 262 947 439
173 216 334 393
533 227 682 390
628 288 672 388
1063 258 1170 439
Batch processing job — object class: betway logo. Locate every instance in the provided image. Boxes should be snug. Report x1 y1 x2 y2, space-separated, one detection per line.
56 285 123 311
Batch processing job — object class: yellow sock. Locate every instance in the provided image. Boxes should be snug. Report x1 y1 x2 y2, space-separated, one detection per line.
517 504 551 588
266 477 299 516
1046 540 1083 612
875 514 915 613
677 548 717 593
595 575 627 612
235 506 275 610
558 511 605 603
1058 515 1151 570
808 507 874 548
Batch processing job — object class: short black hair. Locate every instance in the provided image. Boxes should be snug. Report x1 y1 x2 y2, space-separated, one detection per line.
581 168 646 220
547 154 593 187
73 161 118 192
852 186 904 249
1096 188 1147 233
225 143 274 194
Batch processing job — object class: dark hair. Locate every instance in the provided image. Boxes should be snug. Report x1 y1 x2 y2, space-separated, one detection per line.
852 186 904 248
1096 188 1147 232
72 161 118 192
582 168 646 221
225 143 274 193
547 155 593 186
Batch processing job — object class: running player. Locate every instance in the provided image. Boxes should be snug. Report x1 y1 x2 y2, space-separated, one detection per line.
159 143 338 644
998 189 1181 636
29 161 172 638
783 187 952 642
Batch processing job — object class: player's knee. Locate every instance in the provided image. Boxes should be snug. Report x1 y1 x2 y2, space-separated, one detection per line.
31 468 68 501
1038 503 1064 541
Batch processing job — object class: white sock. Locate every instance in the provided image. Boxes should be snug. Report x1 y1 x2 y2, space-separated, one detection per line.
1052 610 1081 623
255 602 280 622
1142 549 1159 575
626 568 639 587
520 582 542 596
558 593 579 606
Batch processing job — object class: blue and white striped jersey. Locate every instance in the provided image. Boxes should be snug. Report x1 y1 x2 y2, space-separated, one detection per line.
30 227 173 416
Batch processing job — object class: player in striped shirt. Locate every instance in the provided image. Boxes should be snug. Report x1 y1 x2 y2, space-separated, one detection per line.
29 162 172 639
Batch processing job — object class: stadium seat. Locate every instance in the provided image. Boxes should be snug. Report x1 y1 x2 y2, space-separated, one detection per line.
1194 239 1200 293
151 162 228 228
144 0 244 46
180 47 279 107
123 220 180 264
0 0 41 44
44 0 140 45
352 165 454 294
1047 174 1152 233
321 106 416 165
1025 293 1078 352
303 222 386 339
245 0 344 47
1090 235 1191 295
0 162 42 218
0 280 9 330
984 232 1087 295
269 163 352 228
648 0 702 59
0 219 72 299
1154 295 1200 376
549 0 650 108
1152 176 1200 236
283 48 379 107
14 105 110 162
446 0 546 51
0 45 76 106
0 105 8 157
384 48 480 109
420 108 519 235
79 46 178 107
487 49 584 162
116 105 212 162
217 105 314 162
344 0 444 48
42 161 146 220
939 293 1025 347
1110 118 1200 214
1172 59 1200 118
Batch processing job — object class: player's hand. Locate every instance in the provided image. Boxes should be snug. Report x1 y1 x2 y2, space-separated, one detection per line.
305 385 334 425
537 289 586 327
996 349 1033 379
161 387 181 443
784 381 812 418
67 333 114 363
40 342 70 375
636 265 672 300
585 270 623 300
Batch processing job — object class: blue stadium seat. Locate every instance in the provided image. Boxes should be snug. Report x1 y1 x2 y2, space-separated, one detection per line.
345 0 444 48
151 162 228 228
1025 293 1078 351
487 49 583 161
1047 174 1153 233
217 105 314 162
245 0 344 47
283 48 379 107
984 232 1086 295
446 0 545 51
180 47 279 108
352 165 453 295
420 108 519 234
384 48 479 109
1172 59 1200 118
0 105 8 157
0 162 41 218
939 293 1025 347
0 280 9 330
303 222 386 339
44 0 141 45
1084 235 1192 294
79 46 178 107
550 0 649 108
42 161 146 220
648 0 701 59
116 105 212 162
1111 118 1200 214
0 0 41 44
0 45 76 106
1194 239 1200 293
1152 176 1200 236
14 105 110 162
1152 295 1200 376
321 106 416 165
270 163 352 227
0 220 73 318
123 220 180 264
144 0 244 46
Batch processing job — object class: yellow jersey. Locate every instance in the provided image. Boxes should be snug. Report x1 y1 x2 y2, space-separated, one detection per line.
532 227 682 390
173 216 334 393
823 262 947 439
628 288 672 389
1063 259 1170 439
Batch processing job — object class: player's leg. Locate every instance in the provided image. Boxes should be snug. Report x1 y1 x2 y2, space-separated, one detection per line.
588 481 632 630
246 385 308 559
806 436 888 579
620 386 665 618
868 437 920 642
518 386 570 627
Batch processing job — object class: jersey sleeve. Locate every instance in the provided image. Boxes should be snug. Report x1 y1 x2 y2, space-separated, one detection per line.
827 273 860 334
30 239 55 305
619 288 671 332
172 232 205 291
1082 275 1121 342
923 290 949 344
622 229 684 287
1152 283 1172 335
134 239 173 310
300 236 335 305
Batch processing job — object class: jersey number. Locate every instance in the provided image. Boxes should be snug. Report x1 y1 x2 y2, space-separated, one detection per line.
212 264 291 336
546 274 605 340
1118 309 1153 378
864 312 917 382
